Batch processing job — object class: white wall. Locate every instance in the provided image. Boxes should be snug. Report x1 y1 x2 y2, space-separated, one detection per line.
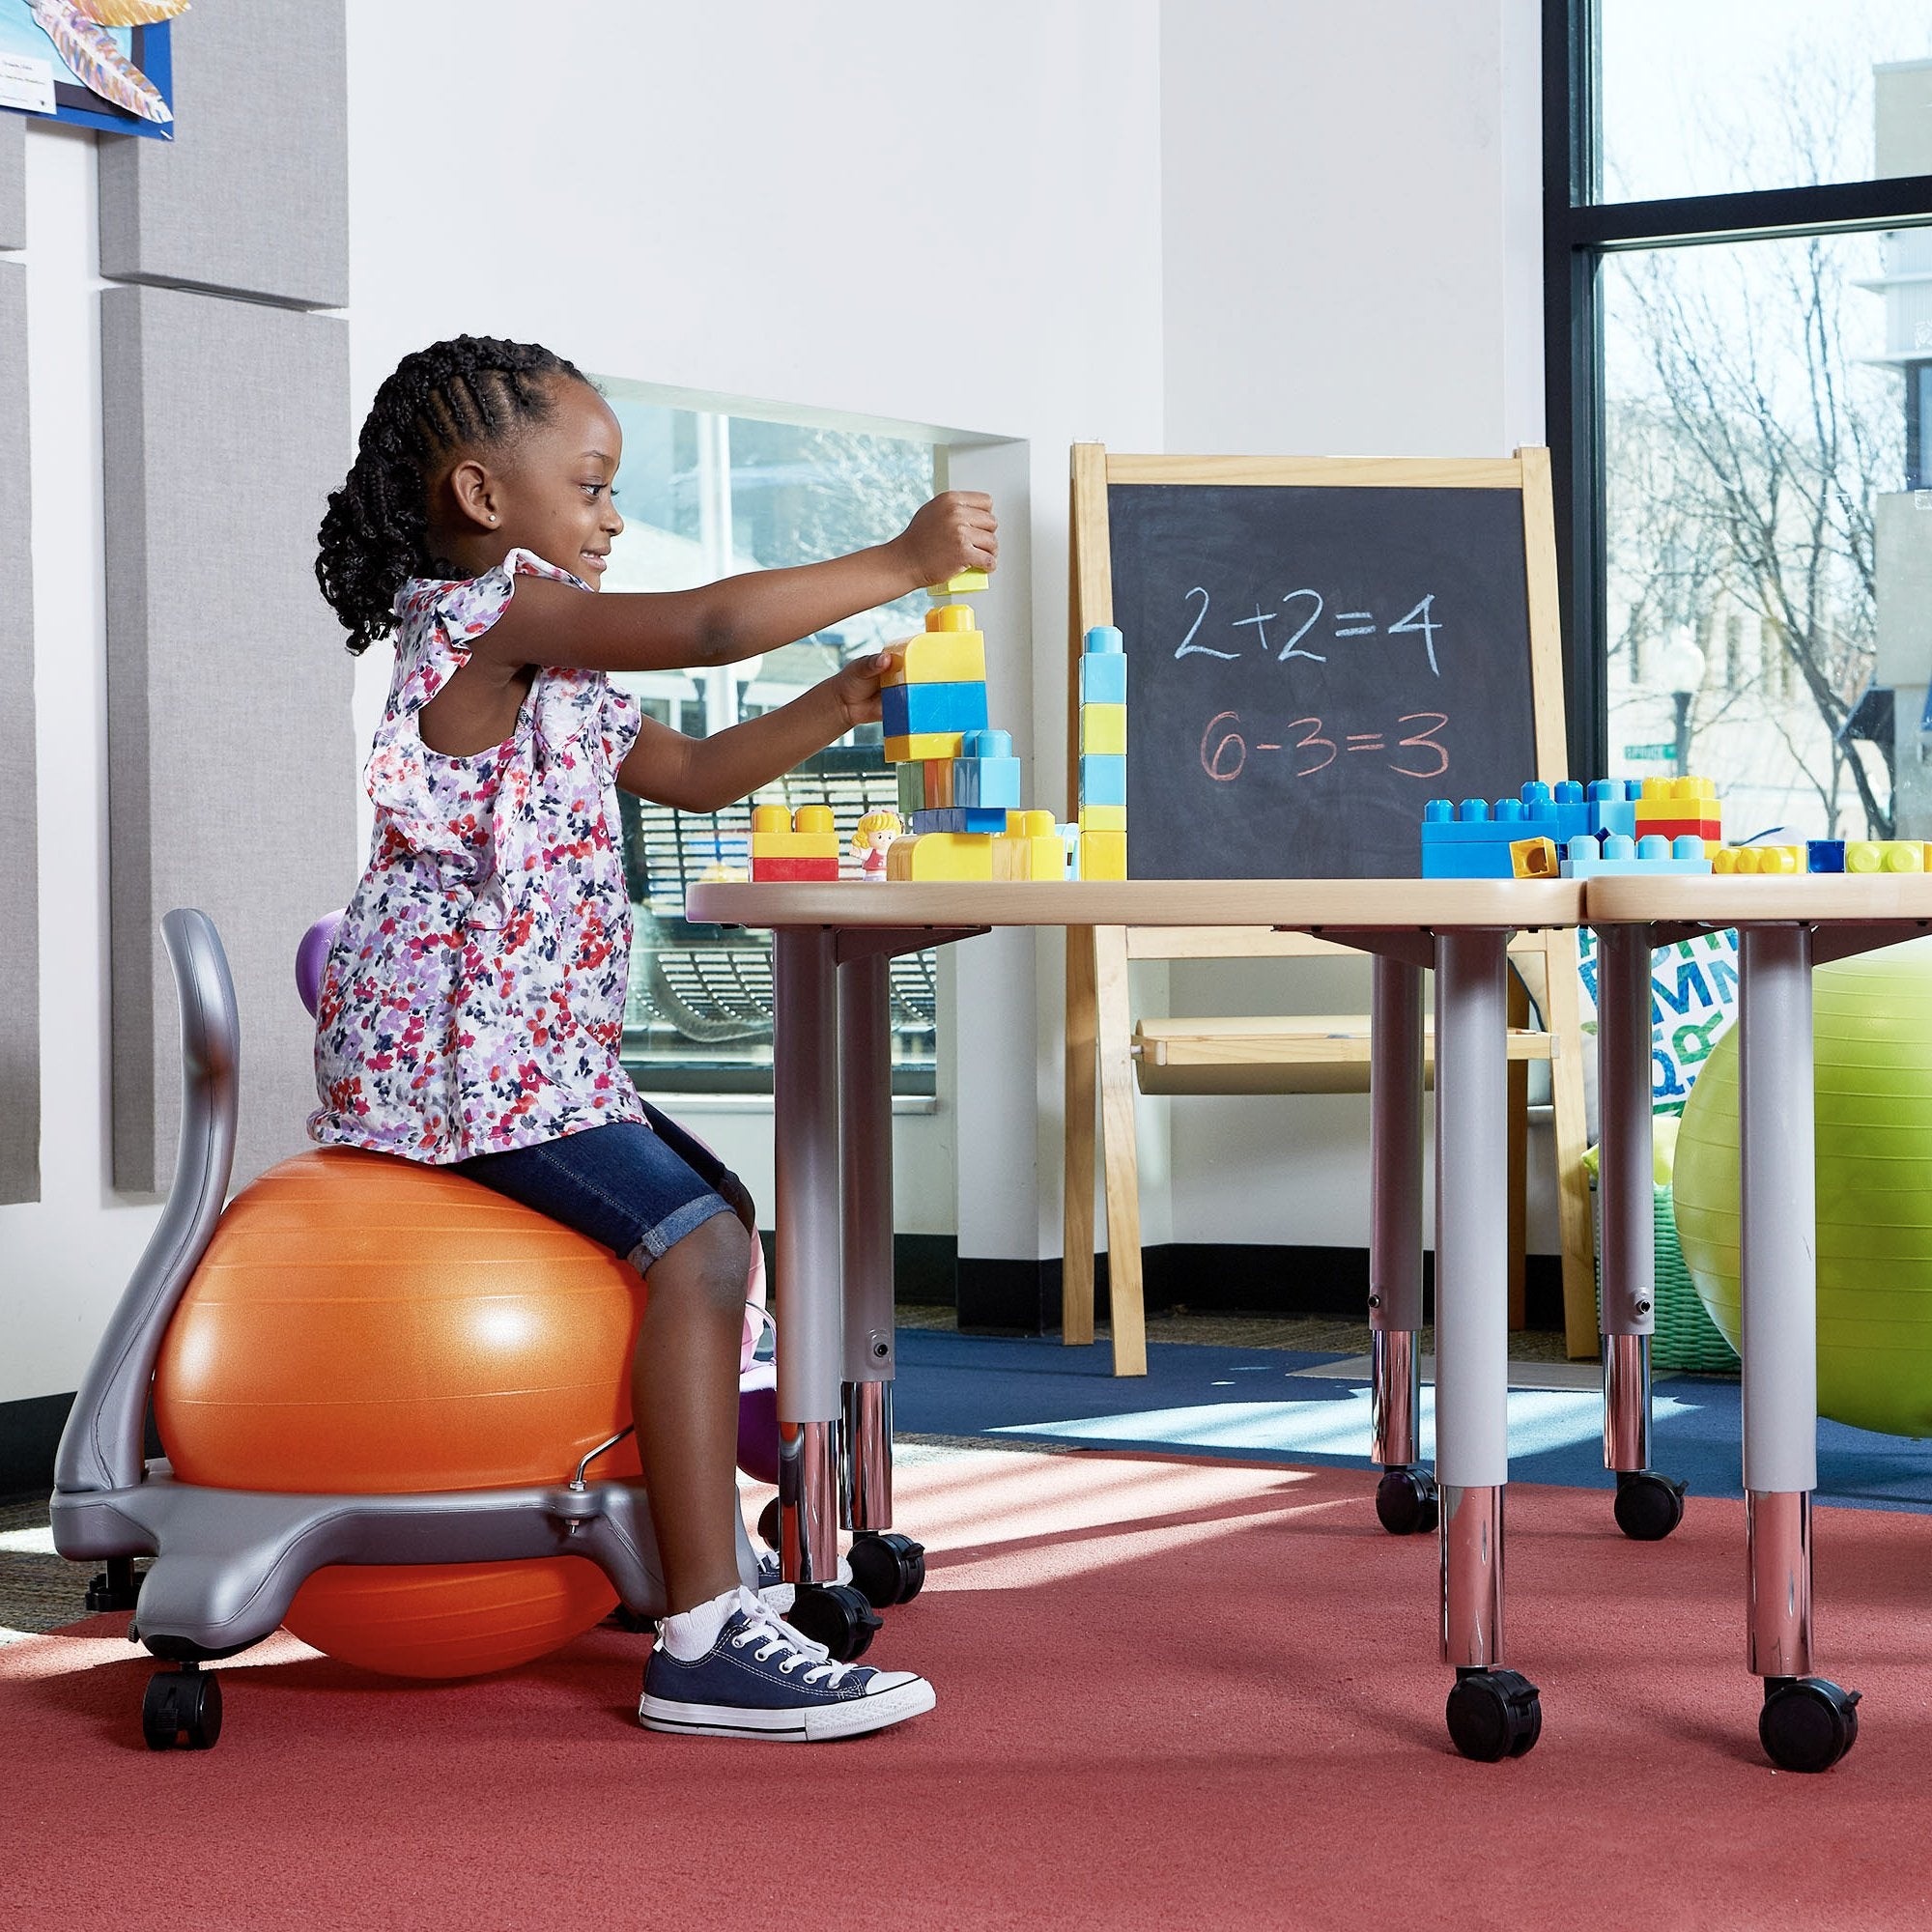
1153 0 1554 1255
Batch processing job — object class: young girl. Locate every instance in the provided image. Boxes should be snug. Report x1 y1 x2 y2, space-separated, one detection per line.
310 334 996 1742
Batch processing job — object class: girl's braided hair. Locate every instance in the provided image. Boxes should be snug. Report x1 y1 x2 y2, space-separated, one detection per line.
315 334 588 654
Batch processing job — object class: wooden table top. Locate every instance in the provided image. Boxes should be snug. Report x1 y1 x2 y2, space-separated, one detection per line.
685 877 1585 931
1585 873 1932 926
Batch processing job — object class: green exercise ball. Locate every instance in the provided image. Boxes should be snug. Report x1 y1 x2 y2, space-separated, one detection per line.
1672 935 1932 1439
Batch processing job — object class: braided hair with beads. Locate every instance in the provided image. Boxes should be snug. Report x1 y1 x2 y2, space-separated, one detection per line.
315 334 589 655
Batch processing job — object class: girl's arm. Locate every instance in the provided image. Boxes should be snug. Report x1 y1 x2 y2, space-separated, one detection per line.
480 493 995 677
615 649 900 813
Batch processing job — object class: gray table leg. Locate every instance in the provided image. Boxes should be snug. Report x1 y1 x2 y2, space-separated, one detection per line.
1435 926 1541 1760
836 951 928 1612
773 927 843 1587
1738 923 1860 1770
1597 924 1685 1541
1370 955 1435 1536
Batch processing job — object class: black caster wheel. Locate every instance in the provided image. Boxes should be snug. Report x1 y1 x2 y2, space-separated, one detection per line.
1375 1467 1439 1537
1759 1676 1861 1773
601 1604 656 1634
141 1666 222 1751
847 1531 926 1607
1613 1469 1687 1542
1445 1667 1542 1762
783 1583 882 1662
757 1497 781 1551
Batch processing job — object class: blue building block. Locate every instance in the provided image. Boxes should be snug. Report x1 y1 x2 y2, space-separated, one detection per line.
953 728 1022 810
1586 779 1638 840
910 806 1009 835
1080 651 1127 706
880 679 989 741
1560 833 1711 880
1422 843 1518 879
1080 753 1126 807
1807 839 1846 873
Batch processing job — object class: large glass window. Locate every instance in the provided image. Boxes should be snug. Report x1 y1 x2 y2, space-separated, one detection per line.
1547 2 1932 831
593 388 939 1094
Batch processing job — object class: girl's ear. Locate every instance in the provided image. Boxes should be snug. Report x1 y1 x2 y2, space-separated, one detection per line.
445 457 499 532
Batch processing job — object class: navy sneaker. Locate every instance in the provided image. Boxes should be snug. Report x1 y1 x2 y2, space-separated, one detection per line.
639 1589 934 1742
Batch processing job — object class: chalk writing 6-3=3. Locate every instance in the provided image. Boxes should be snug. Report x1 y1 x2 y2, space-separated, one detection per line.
1199 711 1450 782
1176 587 1441 673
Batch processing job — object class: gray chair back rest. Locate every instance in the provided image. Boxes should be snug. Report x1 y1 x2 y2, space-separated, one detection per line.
54 909 240 1494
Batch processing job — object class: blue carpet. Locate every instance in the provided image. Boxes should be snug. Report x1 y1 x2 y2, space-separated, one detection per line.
892 1329 1932 1515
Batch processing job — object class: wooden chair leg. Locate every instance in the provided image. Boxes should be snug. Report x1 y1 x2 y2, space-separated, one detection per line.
1092 924 1147 1377
1507 970 1528 1332
1063 926 1098 1347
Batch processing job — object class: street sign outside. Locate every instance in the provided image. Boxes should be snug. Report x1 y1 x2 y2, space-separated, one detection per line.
1621 742 1675 762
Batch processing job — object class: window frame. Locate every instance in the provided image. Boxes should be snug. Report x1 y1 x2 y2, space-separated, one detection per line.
1541 0 1932 777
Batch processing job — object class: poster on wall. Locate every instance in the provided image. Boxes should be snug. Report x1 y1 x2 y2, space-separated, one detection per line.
0 0 179 140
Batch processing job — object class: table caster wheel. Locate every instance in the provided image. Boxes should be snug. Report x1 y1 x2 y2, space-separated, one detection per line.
142 1665 222 1751
1613 1470 1687 1542
1375 1467 1438 1536
848 1531 925 1607
1759 1676 1860 1772
783 1583 881 1662
757 1497 781 1551
1445 1667 1541 1762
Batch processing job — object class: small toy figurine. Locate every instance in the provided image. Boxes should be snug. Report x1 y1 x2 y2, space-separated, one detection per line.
852 810 903 880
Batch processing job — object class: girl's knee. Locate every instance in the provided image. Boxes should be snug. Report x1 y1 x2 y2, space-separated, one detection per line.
650 1211 753 1314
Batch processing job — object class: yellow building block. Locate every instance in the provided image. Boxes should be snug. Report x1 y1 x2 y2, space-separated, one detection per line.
1510 836 1558 879
1078 804 1126 832
992 810 1065 881
884 731 969 764
925 604 977 633
1714 844 1801 875
1080 829 1127 881
927 570 989 597
751 832 839 859
885 832 996 881
1080 703 1127 754
882 630 985 688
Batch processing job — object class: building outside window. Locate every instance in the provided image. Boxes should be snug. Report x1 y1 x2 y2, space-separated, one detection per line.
593 385 939 1094
1548 0 1932 839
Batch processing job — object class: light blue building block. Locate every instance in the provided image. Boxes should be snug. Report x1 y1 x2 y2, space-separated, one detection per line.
1080 753 1126 807
1080 652 1126 706
1560 833 1710 880
952 728 1022 810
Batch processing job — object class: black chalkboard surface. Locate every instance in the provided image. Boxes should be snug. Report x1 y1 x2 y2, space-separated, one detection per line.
1101 476 1546 881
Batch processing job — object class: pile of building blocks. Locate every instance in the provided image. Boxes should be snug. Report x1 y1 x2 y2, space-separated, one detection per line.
1422 781 1642 880
878 583 1092 883
751 803 840 882
1075 625 1127 881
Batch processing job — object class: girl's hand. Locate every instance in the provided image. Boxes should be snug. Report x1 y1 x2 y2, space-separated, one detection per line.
892 492 997 590
829 647 903 730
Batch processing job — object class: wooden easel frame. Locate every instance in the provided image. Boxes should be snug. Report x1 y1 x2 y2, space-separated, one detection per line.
1063 443 1597 1374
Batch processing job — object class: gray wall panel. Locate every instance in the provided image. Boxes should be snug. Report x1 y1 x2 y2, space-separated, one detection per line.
104 284 354 1193
0 259 37 1203
99 0 347 308
0 113 22 252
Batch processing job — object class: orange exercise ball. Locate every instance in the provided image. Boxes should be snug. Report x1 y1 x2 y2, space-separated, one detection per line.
153 1146 645 1678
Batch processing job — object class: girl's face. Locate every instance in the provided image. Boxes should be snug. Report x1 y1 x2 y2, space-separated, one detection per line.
464 378 627 585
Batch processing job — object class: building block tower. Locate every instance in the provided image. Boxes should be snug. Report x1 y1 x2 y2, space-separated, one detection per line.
1075 625 1127 880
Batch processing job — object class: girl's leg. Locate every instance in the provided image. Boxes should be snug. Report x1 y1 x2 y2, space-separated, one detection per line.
630 1210 753 1613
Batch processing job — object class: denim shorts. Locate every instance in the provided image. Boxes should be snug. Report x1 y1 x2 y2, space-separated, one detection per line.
457 1103 751 1272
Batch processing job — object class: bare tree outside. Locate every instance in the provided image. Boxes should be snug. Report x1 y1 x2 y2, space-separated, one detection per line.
1599 8 1932 839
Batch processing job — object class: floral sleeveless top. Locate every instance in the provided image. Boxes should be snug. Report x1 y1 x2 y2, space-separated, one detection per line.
309 549 647 1162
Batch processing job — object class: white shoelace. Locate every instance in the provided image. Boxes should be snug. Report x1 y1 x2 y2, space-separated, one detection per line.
729 1593 854 1689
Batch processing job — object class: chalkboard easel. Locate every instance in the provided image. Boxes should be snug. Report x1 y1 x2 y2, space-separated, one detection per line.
1063 444 1595 1370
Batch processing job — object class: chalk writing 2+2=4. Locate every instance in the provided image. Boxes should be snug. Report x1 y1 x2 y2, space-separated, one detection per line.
1176 586 1442 674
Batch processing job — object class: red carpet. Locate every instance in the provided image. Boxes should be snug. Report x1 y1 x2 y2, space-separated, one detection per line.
6 1452 1931 1931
